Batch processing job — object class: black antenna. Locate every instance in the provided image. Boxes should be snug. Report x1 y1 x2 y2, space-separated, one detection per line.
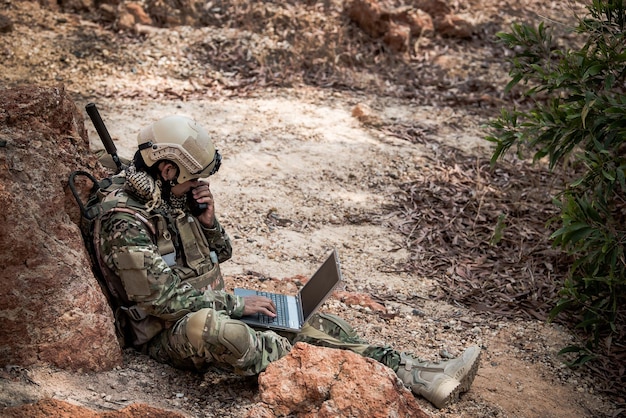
85 103 123 173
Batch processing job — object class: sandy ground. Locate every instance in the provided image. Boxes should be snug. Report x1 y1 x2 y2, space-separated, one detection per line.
0 0 621 416
0 91 615 418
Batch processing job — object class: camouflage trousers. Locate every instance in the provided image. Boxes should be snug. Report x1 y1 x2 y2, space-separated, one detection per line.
147 309 401 376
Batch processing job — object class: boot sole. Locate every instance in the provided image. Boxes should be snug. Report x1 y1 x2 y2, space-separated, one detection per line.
438 348 481 408
454 348 481 393
433 377 461 409
417 375 460 409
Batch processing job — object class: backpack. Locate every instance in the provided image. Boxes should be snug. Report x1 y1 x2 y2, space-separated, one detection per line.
69 166 168 347
68 169 139 346
68 166 218 347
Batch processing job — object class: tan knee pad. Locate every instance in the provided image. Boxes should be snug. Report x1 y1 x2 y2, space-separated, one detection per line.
219 320 252 359
185 308 213 351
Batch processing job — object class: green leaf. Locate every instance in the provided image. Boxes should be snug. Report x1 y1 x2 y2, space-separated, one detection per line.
505 74 524 93
583 64 604 79
550 222 593 243
602 169 616 181
489 213 507 246
549 298 575 318
581 99 596 129
557 345 585 355
571 354 596 367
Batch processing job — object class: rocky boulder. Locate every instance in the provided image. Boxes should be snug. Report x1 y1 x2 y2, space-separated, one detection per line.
2 398 188 418
247 342 428 418
0 85 122 372
347 0 474 52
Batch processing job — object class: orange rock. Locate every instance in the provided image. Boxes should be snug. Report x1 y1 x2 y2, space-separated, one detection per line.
248 343 428 418
391 7 434 37
414 0 451 17
383 21 411 52
1 398 186 418
0 85 121 372
435 14 474 39
334 290 387 312
126 3 153 25
346 0 389 38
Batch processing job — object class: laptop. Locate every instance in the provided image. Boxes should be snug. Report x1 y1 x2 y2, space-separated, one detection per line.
233 249 343 332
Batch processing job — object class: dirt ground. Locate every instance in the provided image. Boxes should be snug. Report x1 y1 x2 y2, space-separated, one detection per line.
0 0 622 417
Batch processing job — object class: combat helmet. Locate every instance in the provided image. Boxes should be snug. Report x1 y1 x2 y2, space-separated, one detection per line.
137 116 221 183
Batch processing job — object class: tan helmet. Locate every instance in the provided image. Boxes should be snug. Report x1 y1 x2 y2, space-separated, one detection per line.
137 116 221 183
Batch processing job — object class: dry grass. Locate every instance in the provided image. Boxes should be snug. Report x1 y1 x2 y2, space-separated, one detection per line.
390 147 568 321
387 145 626 403
183 0 511 103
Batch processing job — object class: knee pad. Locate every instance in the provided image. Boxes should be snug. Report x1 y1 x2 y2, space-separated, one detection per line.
185 308 213 351
218 320 252 359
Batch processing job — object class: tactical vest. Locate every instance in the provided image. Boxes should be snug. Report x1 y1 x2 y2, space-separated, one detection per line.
85 175 224 346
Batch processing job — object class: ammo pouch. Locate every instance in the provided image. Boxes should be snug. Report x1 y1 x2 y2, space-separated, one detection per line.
173 263 223 292
123 314 165 347
117 305 192 347
114 306 163 348
173 215 225 291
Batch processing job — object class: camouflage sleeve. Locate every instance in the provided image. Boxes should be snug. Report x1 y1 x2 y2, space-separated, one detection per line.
99 212 245 318
200 217 233 263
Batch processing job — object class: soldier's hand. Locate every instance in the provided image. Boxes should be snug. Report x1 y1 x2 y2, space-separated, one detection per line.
242 296 277 317
189 181 216 228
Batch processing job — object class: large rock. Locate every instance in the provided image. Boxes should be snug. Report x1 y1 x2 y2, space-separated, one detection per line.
2 398 187 417
346 0 389 39
0 85 122 372
247 342 428 418
346 0 474 50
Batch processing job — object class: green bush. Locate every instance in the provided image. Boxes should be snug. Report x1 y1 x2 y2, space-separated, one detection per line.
486 0 626 362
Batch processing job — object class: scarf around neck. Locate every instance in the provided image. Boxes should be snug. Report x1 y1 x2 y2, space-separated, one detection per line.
123 162 187 216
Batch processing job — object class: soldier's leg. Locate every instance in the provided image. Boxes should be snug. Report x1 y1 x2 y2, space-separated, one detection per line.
148 308 292 375
294 313 481 408
293 313 401 369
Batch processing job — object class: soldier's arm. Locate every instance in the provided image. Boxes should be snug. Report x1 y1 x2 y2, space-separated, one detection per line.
200 216 233 263
99 213 245 318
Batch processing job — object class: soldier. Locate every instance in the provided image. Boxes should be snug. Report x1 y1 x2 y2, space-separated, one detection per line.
95 115 480 409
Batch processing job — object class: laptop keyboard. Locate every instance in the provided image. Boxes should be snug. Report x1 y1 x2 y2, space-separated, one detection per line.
256 291 289 327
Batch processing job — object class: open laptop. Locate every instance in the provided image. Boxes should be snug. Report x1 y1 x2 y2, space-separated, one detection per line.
233 249 342 332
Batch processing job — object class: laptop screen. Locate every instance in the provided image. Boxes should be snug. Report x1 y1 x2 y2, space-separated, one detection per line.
300 250 342 320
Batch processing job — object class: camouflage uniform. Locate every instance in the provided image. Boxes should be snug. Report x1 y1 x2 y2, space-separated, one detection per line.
99 187 401 376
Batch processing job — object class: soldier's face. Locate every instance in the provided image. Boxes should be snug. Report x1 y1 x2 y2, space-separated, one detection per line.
170 179 198 198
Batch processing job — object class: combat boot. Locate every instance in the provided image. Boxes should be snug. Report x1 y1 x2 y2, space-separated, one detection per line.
396 345 481 409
